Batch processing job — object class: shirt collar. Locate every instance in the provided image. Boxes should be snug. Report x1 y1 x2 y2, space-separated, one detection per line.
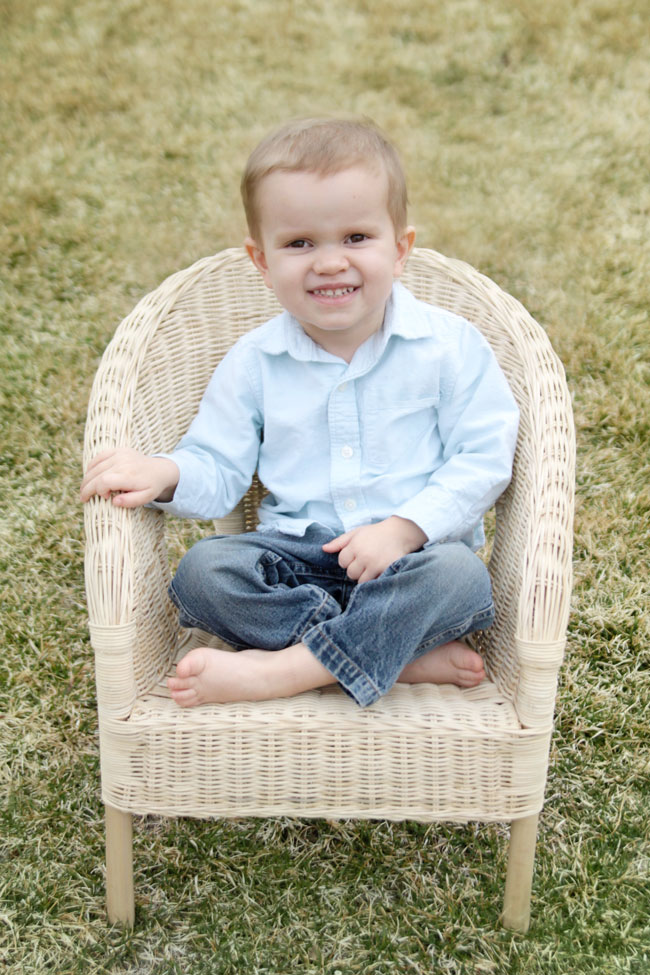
387 280 435 340
254 281 432 361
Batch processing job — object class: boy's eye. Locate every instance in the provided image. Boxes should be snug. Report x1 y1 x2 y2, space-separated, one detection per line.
287 239 310 249
347 233 369 244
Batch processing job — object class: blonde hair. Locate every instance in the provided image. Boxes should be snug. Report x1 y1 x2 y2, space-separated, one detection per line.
241 117 409 240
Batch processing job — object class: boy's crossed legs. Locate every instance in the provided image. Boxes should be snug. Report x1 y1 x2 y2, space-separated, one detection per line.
167 528 493 708
168 641 486 708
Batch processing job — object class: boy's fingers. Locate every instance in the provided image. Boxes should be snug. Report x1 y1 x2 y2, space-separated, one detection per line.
80 476 103 502
112 489 154 508
80 471 106 500
83 449 119 477
83 448 138 482
80 452 122 497
82 471 117 498
340 552 355 572
322 532 352 552
357 567 375 584
81 468 140 503
343 558 361 580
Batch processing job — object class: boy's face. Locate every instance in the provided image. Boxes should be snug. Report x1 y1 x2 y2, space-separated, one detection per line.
245 166 415 358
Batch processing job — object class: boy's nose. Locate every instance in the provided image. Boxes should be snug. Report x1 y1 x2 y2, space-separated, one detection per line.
313 247 349 274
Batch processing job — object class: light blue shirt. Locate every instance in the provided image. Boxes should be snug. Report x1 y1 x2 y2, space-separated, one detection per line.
154 282 519 550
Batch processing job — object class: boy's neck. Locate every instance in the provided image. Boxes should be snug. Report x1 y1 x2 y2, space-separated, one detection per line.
315 332 370 364
297 304 389 364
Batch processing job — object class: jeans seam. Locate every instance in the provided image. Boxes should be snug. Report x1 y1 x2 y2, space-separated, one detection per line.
260 552 345 583
287 586 340 646
415 603 495 655
286 562 344 580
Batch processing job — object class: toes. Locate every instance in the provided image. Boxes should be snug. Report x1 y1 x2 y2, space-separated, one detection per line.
466 656 485 673
167 675 201 706
176 648 207 680
167 675 201 703
463 660 485 679
453 645 484 674
456 666 485 687
170 687 201 707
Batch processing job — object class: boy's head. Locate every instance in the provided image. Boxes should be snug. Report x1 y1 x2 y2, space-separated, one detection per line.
241 116 409 241
241 117 415 358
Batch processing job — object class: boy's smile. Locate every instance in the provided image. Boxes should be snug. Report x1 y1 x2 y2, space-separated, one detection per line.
245 166 415 361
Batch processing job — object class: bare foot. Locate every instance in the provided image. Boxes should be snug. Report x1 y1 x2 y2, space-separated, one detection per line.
167 643 335 707
398 641 485 688
168 640 484 709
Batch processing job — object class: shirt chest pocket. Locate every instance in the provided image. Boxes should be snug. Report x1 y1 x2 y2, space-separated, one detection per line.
361 390 441 471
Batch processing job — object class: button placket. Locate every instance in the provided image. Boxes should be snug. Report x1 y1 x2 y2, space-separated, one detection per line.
328 378 368 529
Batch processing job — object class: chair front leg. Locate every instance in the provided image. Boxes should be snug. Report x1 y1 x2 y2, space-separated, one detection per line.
105 804 135 926
501 812 539 933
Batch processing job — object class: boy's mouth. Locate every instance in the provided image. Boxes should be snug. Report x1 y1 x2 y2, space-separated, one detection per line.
310 286 357 297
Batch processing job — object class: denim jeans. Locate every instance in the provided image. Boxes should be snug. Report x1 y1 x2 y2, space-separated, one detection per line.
168 525 495 707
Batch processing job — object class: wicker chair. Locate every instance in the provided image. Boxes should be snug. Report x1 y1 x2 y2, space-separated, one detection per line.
83 247 575 932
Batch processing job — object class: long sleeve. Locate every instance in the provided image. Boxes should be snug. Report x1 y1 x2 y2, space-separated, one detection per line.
394 322 519 547
151 342 263 520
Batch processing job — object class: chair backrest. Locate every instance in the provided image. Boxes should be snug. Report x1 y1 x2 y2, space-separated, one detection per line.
86 247 574 708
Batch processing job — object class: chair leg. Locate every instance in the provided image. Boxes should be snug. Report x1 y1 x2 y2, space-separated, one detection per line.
501 812 539 933
105 804 135 926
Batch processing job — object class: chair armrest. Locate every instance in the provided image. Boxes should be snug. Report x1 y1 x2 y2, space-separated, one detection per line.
82 279 187 718
481 318 575 729
402 249 575 729
84 497 177 718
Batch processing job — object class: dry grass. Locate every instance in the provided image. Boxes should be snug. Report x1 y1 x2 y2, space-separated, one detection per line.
1 0 649 972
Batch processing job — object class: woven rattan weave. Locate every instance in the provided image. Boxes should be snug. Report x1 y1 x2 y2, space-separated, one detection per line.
84 247 575 930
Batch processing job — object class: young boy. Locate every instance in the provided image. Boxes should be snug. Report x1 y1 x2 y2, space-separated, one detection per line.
81 117 519 709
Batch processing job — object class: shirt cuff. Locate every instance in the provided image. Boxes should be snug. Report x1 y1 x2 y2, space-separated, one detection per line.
394 489 473 548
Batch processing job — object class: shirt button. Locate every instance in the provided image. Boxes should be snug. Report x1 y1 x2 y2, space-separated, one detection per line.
344 498 357 511
341 445 354 459
338 382 348 392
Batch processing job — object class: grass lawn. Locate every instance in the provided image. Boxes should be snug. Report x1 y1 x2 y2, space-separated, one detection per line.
1 0 649 972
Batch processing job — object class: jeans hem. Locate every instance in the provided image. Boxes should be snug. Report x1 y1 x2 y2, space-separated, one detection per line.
302 626 382 708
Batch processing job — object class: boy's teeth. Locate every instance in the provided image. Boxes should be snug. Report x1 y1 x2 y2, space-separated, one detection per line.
313 287 355 296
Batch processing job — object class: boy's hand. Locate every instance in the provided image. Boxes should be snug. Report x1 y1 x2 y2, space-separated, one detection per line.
80 448 180 508
323 516 427 583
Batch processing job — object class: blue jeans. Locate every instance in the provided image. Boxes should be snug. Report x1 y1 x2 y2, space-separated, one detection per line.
168 526 495 707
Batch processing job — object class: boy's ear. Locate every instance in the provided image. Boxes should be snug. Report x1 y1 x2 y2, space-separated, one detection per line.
245 237 273 289
393 226 416 278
